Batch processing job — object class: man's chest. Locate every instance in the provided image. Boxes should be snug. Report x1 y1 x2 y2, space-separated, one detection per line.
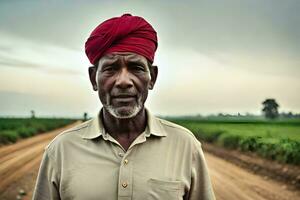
59 139 191 200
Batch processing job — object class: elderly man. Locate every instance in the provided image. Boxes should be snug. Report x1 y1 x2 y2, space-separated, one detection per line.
32 14 215 200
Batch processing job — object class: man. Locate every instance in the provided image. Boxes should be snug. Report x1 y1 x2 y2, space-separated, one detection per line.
32 14 215 200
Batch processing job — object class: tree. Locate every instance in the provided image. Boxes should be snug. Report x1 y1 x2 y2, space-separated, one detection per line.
83 112 88 121
262 99 279 119
31 110 36 119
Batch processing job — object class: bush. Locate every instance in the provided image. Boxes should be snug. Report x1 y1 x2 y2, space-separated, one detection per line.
202 130 223 143
257 141 277 160
33 123 47 133
239 136 262 152
218 134 242 149
17 126 37 138
0 130 19 143
17 126 32 138
275 139 300 164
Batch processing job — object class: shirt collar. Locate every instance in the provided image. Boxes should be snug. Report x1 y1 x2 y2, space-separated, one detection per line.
81 108 167 139
145 108 167 137
80 111 104 139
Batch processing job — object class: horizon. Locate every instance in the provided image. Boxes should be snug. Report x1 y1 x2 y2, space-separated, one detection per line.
1 109 299 119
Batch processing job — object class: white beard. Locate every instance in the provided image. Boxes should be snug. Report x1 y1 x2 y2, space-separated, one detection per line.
103 95 143 119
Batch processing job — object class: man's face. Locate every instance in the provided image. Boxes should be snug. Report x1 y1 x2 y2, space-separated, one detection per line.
92 52 157 119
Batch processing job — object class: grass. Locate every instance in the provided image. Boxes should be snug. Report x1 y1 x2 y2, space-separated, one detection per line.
0 118 75 144
169 118 300 165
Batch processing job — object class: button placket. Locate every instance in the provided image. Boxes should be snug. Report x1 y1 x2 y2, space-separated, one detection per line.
118 150 133 198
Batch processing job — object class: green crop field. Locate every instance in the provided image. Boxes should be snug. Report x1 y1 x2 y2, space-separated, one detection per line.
169 118 300 165
0 118 75 144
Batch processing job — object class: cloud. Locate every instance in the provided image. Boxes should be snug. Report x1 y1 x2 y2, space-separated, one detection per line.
0 55 42 69
0 55 83 76
0 45 13 53
0 32 86 76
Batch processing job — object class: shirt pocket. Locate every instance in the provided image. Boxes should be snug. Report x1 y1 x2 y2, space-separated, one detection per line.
147 178 183 200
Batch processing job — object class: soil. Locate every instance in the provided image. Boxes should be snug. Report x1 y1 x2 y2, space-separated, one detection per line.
0 122 299 200
204 146 300 200
202 143 300 190
0 122 81 200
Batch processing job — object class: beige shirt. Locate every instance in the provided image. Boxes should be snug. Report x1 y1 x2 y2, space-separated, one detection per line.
32 109 215 200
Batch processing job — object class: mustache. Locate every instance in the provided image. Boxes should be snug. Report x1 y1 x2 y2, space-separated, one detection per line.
110 90 136 97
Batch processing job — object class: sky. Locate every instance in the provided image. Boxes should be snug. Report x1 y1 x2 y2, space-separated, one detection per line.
0 0 299 117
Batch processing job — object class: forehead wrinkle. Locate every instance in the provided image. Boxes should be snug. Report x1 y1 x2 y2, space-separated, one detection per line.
126 56 146 62
125 54 148 65
125 53 144 59
109 52 145 61
98 56 118 67
98 52 147 68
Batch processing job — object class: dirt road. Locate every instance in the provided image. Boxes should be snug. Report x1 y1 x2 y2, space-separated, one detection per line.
0 122 81 200
0 122 299 200
206 153 300 200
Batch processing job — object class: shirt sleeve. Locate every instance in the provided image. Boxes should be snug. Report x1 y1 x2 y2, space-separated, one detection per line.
187 141 216 200
32 149 61 200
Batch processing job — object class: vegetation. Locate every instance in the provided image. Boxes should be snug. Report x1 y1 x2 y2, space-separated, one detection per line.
0 118 75 144
169 118 300 165
262 98 279 119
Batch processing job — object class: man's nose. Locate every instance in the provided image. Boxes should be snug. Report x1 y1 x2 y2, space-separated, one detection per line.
115 68 133 89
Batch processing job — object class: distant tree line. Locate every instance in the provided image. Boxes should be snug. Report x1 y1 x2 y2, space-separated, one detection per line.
279 112 300 118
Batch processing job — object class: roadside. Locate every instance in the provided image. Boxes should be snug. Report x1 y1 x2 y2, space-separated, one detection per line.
205 151 300 200
202 142 300 190
0 122 81 200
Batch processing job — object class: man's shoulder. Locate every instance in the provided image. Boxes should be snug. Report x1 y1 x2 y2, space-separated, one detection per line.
45 119 93 152
155 117 200 144
158 118 191 134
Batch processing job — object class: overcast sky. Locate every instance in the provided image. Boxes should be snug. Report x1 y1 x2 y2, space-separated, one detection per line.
0 0 299 117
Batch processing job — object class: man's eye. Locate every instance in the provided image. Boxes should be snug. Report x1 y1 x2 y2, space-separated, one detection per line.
132 65 145 71
103 66 115 72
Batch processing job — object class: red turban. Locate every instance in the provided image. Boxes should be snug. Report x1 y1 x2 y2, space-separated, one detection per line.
85 14 158 65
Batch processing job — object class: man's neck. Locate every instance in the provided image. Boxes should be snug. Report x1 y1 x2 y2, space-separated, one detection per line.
101 107 147 141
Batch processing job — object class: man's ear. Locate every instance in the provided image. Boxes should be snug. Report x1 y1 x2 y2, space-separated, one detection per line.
88 66 98 91
149 65 158 90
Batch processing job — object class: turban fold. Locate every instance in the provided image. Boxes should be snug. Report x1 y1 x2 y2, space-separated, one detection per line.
85 14 158 65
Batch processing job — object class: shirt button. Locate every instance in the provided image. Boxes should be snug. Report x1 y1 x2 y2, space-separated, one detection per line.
124 159 129 165
118 152 124 157
122 182 128 188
